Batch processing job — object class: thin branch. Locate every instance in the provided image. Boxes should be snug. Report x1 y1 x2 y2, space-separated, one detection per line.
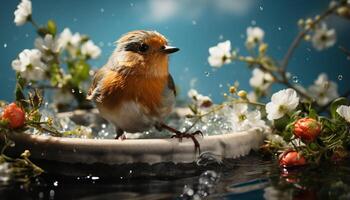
339 46 350 57
280 5 340 72
28 16 40 30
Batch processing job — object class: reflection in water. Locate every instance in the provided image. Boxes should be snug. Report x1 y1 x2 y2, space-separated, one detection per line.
1 154 350 199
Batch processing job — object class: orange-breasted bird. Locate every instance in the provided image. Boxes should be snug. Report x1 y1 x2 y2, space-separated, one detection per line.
87 30 202 150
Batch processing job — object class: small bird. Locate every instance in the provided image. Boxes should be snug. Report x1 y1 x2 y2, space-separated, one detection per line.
87 30 201 150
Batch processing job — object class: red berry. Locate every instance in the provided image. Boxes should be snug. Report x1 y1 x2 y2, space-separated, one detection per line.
293 118 321 141
279 151 306 168
1 103 26 129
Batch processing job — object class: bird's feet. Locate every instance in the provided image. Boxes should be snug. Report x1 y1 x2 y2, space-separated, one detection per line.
114 129 126 140
171 130 203 154
115 134 126 140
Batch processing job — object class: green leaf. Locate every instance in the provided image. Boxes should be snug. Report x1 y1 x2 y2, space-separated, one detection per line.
282 130 293 142
330 97 348 119
47 20 57 36
273 115 291 132
308 108 318 119
49 63 62 86
68 60 90 87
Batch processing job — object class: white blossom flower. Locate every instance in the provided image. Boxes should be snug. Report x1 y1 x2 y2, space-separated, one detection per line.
308 73 338 106
57 28 73 49
249 68 273 90
35 34 60 53
188 89 199 99
208 40 232 67
230 103 266 131
81 40 101 59
336 105 350 123
57 28 82 49
246 26 265 49
11 49 47 81
266 89 299 120
311 23 336 51
14 0 32 26
70 32 82 47
187 89 213 108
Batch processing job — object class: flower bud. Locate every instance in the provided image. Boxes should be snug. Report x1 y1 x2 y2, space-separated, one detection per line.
244 56 255 64
1 103 26 129
337 6 350 18
21 150 31 158
229 86 236 94
297 19 304 27
304 34 311 41
258 43 268 54
237 90 247 99
293 118 321 141
279 150 306 168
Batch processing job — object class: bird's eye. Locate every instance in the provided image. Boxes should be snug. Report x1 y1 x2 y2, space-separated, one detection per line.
139 43 149 52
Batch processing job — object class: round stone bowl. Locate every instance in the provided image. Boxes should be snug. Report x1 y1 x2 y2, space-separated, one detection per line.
4 109 266 177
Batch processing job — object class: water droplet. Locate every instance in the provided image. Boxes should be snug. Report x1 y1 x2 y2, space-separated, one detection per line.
251 20 256 25
107 42 112 47
100 8 105 13
73 18 78 22
3 43 7 48
49 190 55 198
292 76 299 83
129 170 133 174
71 89 75 93
278 27 282 31
98 41 104 47
91 176 99 180
130 2 134 7
101 124 107 129
219 84 223 88
338 74 343 80
259 6 264 11
218 34 224 40
39 192 44 199
53 181 58 186
192 20 197 25
205 72 210 77
25 33 29 37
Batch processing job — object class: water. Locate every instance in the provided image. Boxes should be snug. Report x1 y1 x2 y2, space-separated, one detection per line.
1 153 350 199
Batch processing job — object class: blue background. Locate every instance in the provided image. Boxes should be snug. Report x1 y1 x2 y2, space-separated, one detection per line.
0 0 349 103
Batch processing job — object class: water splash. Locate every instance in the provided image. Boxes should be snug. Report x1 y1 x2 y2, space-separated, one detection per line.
179 170 220 199
338 74 343 80
292 76 299 83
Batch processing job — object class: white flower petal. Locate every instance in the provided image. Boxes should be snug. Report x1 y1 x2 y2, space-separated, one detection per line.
14 0 32 26
336 105 350 123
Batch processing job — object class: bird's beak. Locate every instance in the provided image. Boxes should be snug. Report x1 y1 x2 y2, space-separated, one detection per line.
162 45 180 54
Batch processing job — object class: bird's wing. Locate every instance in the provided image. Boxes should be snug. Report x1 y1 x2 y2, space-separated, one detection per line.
168 74 176 96
86 67 107 102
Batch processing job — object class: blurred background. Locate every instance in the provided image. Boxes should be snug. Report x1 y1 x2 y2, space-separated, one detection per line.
0 0 349 103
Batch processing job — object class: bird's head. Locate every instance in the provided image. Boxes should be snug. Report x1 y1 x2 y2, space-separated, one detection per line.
111 30 179 77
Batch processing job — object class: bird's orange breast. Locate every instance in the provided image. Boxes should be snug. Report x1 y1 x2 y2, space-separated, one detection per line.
100 70 168 116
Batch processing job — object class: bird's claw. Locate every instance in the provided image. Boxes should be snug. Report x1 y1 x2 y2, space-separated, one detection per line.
171 130 203 154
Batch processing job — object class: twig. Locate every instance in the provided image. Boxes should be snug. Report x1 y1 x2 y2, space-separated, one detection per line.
28 16 40 30
280 5 340 72
339 46 350 57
